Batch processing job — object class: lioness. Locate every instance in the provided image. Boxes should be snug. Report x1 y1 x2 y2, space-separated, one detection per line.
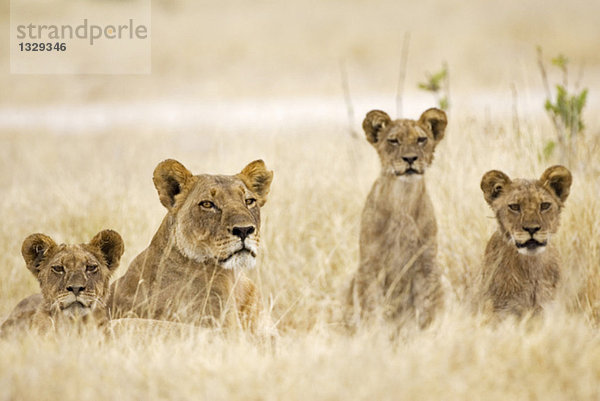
479 165 572 317
348 108 447 329
109 159 273 333
1 230 124 335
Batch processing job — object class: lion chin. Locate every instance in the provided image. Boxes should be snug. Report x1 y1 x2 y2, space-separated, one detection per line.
389 166 424 181
220 249 257 270
175 230 258 271
516 245 547 256
395 172 424 182
515 238 548 256
60 301 92 318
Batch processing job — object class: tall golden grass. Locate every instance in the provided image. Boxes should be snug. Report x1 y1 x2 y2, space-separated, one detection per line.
0 107 599 399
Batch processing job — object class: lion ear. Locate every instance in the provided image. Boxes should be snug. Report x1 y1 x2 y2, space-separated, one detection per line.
540 165 572 203
21 234 57 277
153 159 194 210
419 108 447 142
238 160 273 207
362 110 391 144
481 170 512 205
88 230 124 273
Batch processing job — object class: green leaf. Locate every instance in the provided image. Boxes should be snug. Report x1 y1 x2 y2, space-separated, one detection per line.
430 69 447 84
418 82 434 92
543 141 556 160
576 89 588 111
439 97 449 111
417 65 448 93
541 50 588 140
551 54 568 70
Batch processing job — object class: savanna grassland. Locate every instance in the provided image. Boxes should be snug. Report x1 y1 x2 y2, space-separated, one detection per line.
1 0 600 400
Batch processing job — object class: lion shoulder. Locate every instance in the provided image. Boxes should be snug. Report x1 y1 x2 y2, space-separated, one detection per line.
0 293 43 334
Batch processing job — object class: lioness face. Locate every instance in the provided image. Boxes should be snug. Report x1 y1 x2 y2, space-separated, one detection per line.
362 108 447 179
153 159 273 270
21 230 124 318
175 176 263 270
481 166 572 256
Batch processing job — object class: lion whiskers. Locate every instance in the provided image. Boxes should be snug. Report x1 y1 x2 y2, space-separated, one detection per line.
51 292 103 313
213 235 259 270
221 253 257 271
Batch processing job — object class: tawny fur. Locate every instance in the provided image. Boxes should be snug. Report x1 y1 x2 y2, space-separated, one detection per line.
109 159 273 334
478 165 572 318
1 230 124 336
348 108 447 329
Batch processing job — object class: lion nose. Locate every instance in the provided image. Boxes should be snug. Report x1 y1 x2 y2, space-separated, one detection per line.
523 226 541 235
402 155 418 164
66 286 85 296
232 226 255 241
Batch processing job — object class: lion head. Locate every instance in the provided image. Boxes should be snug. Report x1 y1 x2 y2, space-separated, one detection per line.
22 230 124 319
362 108 447 179
152 159 273 270
481 165 572 256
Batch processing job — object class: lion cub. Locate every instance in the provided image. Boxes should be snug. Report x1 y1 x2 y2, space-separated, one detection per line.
348 108 447 329
479 165 572 317
1 230 124 335
109 159 273 334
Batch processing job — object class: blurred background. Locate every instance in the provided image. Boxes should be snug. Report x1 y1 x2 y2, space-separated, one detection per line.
0 0 598 129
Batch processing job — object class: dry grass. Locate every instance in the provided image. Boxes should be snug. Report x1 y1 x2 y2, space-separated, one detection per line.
1 109 600 400
2 0 600 399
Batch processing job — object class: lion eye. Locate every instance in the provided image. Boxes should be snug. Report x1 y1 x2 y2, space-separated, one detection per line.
245 198 257 206
540 202 551 211
51 265 65 274
508 204 521 212
86 265 98 273
199 200 215 209
417 137 428 145
387 138 399 145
